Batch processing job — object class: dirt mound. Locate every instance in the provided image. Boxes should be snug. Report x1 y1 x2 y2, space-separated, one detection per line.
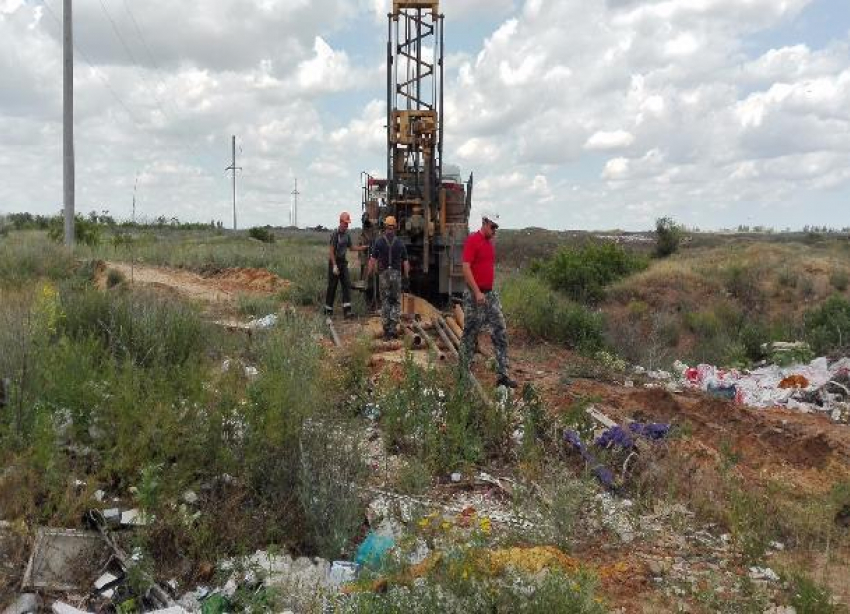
606 387 850 494
207 267 290 293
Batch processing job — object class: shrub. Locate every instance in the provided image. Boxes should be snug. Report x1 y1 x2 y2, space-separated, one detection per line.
830 269 849 292
106 268 126 288
0 233 75 285
501 275 605 351
797 276 816 300
377 358 485 473
532 242 647 304
804 294 850 354
59 286 207 368
47 214 102 247
722 263 764 311
654 216 683 257
777 266 799 289
298 421 367 558
248 226 275 243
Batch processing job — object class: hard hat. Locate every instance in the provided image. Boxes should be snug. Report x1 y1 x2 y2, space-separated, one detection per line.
481 209 500 223
339 211 351 223
384 215 397 227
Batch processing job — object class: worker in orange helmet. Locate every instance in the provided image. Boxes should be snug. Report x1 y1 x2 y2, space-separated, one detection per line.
325 211 367 318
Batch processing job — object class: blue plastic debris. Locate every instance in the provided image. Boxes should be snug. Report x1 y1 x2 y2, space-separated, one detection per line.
565 429 616 489
566 421 671 489
354 532 395 569
707 382 737 400
628 422 670 440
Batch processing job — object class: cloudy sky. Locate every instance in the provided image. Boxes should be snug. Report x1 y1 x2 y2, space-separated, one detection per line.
1 0 849 230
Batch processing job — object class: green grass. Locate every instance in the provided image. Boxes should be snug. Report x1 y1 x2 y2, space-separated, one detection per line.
500 275 605 351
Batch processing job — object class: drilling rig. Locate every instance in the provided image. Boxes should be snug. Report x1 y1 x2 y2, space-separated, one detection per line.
359 0 472 305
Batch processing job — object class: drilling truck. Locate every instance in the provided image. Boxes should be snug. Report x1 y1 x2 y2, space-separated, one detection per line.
357 0 472 306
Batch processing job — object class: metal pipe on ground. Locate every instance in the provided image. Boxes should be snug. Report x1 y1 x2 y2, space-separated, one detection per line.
438 315 461 348
372 340 404 352
445 316 463 343
412 322 446 361
431 319 492 409
432 317 459 358
326 317 342 347
453 303 465 329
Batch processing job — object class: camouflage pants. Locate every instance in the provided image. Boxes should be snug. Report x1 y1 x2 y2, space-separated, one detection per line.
380 269 402 334
461 290 509 377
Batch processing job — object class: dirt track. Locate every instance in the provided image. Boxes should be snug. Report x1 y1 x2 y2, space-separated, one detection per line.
100 261 288 311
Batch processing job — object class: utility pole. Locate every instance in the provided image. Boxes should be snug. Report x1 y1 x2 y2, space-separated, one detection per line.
131 174 137 285
63 0 75 248
291 178 300 228
225 135 241 230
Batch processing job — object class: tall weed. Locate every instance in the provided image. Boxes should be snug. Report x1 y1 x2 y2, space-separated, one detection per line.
531 241 647 304
501 275 605 351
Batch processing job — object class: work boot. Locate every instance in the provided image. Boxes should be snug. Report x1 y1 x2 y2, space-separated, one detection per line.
343 308 353 320
496 374 518 389
324 305 333 317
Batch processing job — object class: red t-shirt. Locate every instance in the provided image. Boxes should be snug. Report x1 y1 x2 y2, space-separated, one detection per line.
462 230 495 291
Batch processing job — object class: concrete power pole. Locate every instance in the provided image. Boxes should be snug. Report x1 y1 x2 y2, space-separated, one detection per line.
225 135 241 230
63 0 75 247
291 178 300 228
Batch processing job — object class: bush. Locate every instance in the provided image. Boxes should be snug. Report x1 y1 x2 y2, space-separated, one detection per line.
377 358 485 474
722 263 765 311
106 268 126 288
501 275 605 351
47 214 102 247
59 286 208 368
298 421 367 558
0 233 75 285
804 294 850 354
655 216 683 257
532 241 647 304
830 269 849 292
248 226 275 243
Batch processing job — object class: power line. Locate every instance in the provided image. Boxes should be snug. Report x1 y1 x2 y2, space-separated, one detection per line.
120 0 164 73
43 0 227 189
43 0 146 126
93 0 224 175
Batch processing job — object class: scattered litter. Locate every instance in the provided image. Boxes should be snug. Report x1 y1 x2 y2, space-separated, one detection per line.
120 509 150 526
2 593 41 614
748 566 780 582
221 359 260 379
450 472 462 483
673 356 850 422
779 374 810 389
182 490 199 505
22 528 107 591
355 532 395 568
51 602 91 614
246 313 278 330
329 561 359 587
707 382 737 400
93 490 105 502
94 571 120 598
103 508 121 526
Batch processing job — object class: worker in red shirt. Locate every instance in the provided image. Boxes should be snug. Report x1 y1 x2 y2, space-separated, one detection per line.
461 211 517 388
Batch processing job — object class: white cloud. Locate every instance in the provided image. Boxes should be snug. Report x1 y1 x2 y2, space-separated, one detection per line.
585 130 636 150
1 0 849 231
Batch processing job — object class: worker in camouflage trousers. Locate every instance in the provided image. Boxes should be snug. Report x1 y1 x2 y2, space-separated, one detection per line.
367 216 410 340
460 211 517 389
